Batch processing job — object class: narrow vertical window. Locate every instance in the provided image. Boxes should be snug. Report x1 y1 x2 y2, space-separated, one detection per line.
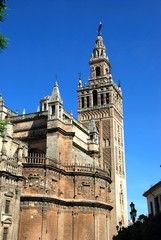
3 228 8 240
5 200 10 214
81 97 84 108
52 105 55 115
44 103 46 111
96 67 100 77
87 96 89 108
150 201 154 216
93 90 98 106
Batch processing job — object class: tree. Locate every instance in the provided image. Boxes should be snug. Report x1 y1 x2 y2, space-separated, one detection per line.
0 0 8 49
113 213 161 240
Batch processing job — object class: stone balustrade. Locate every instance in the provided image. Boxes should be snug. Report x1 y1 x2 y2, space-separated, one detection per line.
24 153 110 178
0 157 22 175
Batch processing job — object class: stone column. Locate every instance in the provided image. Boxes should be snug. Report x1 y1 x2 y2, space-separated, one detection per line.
41 204 48 240
72 211 78 240
89 94 93 108
94 211 98 240
98 94 101 106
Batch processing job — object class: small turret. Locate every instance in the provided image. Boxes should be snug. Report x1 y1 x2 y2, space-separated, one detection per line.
88 119 99 144
40 96 50 111
88 119 99 154
48 82 63 120
50 81 63 104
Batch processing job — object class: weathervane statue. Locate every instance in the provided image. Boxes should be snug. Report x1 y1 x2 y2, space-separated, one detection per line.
98 22 102 36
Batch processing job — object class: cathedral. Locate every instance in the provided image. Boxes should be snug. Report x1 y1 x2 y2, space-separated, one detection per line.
0 26 128 240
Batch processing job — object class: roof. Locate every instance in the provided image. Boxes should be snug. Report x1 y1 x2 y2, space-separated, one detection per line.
143 181 161 197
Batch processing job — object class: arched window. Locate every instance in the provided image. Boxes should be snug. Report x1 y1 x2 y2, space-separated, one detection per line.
96 67 101 77
93 90 98 106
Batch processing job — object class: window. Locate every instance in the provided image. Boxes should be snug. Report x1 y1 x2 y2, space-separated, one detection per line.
3 228 8 240
5 200 10 214
51 105 55 115
150 201 154 216
93 90 98 106
87 96 89 108
81 97 84 108
44 103 47 111
96 67 100 76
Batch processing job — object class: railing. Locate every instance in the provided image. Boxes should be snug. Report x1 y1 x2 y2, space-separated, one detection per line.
24 153 110 178
64 164 110 177
25 153 58 167
26 153 46 164
9 111 48 122
2 157 22 175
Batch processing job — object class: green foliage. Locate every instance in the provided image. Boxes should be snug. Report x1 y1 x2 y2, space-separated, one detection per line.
0 32 8 48
0 0 8 50
113 213 161 240
0 119 8 136
0 0 6 22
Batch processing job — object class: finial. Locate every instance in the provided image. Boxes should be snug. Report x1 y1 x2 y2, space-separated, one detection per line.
98 22 102 36
118 80 121 88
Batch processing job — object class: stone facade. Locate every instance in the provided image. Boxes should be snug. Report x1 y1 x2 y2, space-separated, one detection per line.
143 181 161 216
0 115 25 240
0 29 127 240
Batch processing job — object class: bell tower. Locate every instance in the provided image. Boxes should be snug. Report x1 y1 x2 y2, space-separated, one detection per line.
78 24 128 235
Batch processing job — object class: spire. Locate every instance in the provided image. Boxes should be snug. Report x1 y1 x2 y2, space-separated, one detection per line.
91 34 107 60
89 23 111 82
48 82 63 120
50 81 63 104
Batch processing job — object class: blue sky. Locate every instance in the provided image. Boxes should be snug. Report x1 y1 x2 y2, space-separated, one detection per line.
1 0 161 219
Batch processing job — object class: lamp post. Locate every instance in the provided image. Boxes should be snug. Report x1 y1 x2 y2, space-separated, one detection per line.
130 202 137 223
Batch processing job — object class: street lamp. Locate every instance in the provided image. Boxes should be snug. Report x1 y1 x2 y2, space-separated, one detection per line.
130 202 137 223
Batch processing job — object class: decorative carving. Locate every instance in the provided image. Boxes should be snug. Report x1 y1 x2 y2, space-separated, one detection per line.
76 180 94 198
102 120 110 139
103 148 111 172
24 172 59 195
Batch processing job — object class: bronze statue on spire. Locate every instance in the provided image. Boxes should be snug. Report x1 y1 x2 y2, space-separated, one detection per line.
98 22 102 36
